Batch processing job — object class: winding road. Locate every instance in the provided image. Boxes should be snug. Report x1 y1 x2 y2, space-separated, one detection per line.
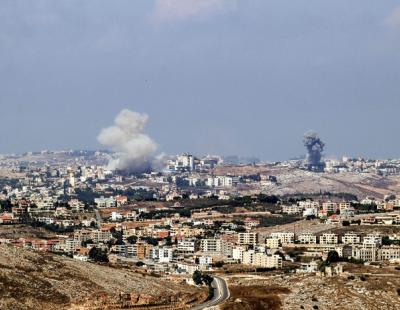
191 276 230 310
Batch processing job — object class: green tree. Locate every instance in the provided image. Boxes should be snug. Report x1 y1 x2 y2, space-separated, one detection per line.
89 247 109 263
192 270 203 285
126 235 138 244
326 251 340 264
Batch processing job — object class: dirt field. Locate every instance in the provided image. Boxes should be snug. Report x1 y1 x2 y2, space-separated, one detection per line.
0 244 206 310
215 165 400 199
224 266 400 310
0 225 58 239
221 285 290 310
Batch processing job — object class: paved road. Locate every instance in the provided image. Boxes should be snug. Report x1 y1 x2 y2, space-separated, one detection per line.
191 276 230 310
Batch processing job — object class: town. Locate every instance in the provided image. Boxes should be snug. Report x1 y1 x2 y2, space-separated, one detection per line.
3 1 400 309
1 150 400 308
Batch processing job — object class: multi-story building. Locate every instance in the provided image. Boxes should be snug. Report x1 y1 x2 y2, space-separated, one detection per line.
232 246 246 261
363 234 382 246
198 256 213 266
238 232 258 246
338 202 351 212
297 234 317 244
136 242 153 260
322 201 338 214
242 250 255 265
342 233 361 245
319 233 338 245
207 176 238 188
200 238 222 254
90 230 112 243
352 245 377 262
265 238 280 249
253 253 282 269
298 201 320 209
200 238 232 257
73 229 92 243
377 245 400 261
152 247 174 263
282 205 302 215
242 251 282 269
270 232 295 245
177 238 198 253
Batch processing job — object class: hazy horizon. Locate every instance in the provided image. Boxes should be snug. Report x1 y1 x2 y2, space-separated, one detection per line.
1 0 400 160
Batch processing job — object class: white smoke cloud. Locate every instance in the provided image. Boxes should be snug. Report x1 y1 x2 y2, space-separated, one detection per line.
151 0 232 23
98 109 158 173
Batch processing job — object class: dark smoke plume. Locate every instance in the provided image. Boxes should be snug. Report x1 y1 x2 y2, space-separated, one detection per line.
303 131 325 170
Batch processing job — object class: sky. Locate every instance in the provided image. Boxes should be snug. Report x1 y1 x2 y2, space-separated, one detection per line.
1 0 400 160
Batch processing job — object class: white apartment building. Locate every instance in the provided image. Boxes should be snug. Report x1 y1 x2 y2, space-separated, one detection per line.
94 196 116 208
253 253 282 269
298 200 320 209
175 154 195 171
363 234 382 246
322 201 338 213
319 233 338 245
238 232 258 246
377 246 400 261
282 205 302 215
207 176 238 188
342 233 361 245
91 230 112 243
232 246 246 261
200 239 232 257
270 232 295 245
111 212 123 221
265 238 280 249
242 250 255 265
199 256 213 266
339 201 351 211
297 234 317 244
178 238 198 253
352 245 377 262
200 239 222 254
152 247 174 263
64 239 81 253
242 251 282 269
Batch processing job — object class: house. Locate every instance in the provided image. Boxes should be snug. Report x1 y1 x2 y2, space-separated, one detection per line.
297 261 319 273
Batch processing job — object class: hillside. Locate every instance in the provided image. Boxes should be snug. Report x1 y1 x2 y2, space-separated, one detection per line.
215 166 400 199
0 245 206 310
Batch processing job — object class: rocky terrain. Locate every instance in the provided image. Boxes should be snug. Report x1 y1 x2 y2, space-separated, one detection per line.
0 244 206 310
224 266 400 310
216 165 400 199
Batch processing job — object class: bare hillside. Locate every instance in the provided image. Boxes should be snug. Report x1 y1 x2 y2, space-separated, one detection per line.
215 166 400 198
0 245 205 310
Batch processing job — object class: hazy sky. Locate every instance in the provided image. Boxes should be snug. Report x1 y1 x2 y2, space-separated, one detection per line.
1 0 400 160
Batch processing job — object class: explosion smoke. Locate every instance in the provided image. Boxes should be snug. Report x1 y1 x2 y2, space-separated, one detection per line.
303 131 325 171
98 109 158 173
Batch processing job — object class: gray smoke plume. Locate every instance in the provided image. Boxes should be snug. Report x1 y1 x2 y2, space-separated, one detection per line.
98 109 158 173
303 131 325 170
